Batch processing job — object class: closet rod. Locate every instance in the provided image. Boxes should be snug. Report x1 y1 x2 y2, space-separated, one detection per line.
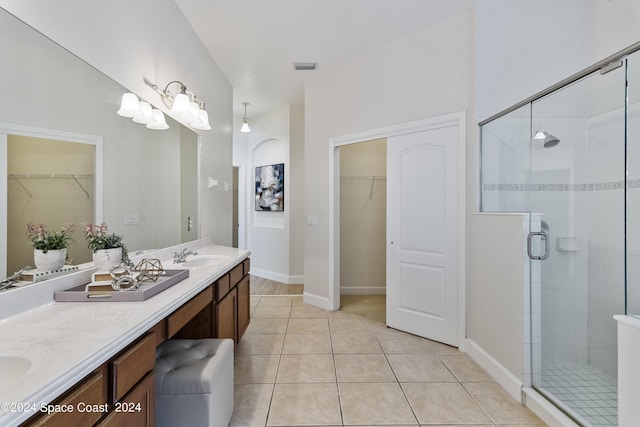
8 174 93 199
340 175 387 180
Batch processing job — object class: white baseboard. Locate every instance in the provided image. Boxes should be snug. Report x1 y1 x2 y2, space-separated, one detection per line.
303 292 334 311
250 268 303 285
465 339 580 427
464 338 523 402
339 286 386 295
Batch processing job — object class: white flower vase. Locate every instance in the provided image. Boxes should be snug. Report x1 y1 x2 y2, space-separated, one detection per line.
93 247 123 271
33 248 67 271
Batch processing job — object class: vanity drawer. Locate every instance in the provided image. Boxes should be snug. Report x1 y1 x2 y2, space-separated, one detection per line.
213 273 230 302
167 288 213 337
28 366 107 427
110 333 155 404
243 258 251 276
229 263 244 287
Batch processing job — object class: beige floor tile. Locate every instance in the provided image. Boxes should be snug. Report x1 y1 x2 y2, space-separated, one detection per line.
334 354 396 382
287 318 330 334
375 331 439 353
234 354 280 384
230 383 274 426
329 317 372 333
464 382 544 425
339 382 417 425
245 318 289 335
236 333 285 355
339 295 386 323
276 354 336 383
387 353 457 382
290 303 329 318
282 333 332 354
258 296 296 307
402 382 492 424
267 383 342 426
327 309 361 319
252 305 292 319
332 332 382 353
439 353 494 382
290 295 305 304
496 424 547 427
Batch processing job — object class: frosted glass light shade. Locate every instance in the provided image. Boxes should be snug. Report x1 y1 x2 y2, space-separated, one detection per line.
240 120 251 133
146 109 169 130
191 110 212 130
117 93 141 117
171 93 190 115
132 101 154 124
533 130 546 140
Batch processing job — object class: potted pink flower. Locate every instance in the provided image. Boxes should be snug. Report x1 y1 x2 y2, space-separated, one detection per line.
82 222 132 271
25 222 75 271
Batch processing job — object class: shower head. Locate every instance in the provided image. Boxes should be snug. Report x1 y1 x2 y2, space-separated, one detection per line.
543 134 560 148
534 131 560 148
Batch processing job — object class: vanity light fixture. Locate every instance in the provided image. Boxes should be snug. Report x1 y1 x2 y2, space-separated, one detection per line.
148 80 212 131
117 93 169 130
240 102 251 133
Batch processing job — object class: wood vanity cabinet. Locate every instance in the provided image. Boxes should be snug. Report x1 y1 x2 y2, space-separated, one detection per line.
20 256 249 427
174 257 251 343
23 332 156 427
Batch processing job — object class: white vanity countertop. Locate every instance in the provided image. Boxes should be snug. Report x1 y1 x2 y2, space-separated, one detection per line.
0 241 249 426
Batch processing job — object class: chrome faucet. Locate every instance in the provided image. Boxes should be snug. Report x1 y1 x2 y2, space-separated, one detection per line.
173 248 198 263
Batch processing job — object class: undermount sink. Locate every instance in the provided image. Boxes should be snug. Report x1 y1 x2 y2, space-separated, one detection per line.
0 356 31 389
178 254 231 268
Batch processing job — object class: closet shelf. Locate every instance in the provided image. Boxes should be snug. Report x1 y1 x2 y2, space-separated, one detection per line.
8 173 94 199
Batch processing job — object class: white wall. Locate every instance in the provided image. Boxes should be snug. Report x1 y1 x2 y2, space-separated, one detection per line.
0 0 234 246
304 9 473 307
467 213 528 395
475 0 590 120
240 104 304 283
288 105 305 280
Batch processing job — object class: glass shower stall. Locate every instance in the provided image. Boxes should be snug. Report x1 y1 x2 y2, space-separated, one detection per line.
480 43 640 427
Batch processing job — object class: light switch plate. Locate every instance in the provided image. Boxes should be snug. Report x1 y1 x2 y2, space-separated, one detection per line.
124 214 141 225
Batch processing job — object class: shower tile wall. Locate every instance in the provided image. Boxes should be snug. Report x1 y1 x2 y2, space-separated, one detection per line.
530 118 590 369
627 103 640 316
586 109 626 377
482 114 622 375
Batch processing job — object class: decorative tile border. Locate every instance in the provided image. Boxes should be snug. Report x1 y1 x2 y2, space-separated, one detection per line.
484 179 640 192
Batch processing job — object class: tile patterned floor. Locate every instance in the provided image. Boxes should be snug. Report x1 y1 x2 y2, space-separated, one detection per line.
540 365 617 427
231 295 546 427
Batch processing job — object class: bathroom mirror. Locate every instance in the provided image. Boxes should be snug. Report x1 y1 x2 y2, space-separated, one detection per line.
0 8 199 278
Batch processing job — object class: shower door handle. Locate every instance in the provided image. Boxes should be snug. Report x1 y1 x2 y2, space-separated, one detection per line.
527 232 550 260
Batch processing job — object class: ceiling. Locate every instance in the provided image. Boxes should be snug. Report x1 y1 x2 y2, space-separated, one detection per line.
174 0 473 118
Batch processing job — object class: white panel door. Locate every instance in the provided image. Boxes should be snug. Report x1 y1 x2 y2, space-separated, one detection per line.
387 124 459 346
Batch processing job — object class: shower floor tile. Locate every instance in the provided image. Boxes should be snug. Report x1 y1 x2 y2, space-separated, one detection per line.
541 364 617 427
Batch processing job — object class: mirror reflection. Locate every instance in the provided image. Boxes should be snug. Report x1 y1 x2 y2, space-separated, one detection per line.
0 8 199 279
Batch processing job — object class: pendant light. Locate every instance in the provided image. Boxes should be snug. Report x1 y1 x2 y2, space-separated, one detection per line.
240 102 251 133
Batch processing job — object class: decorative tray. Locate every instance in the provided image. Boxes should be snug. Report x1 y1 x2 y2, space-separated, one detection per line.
54 269 189 302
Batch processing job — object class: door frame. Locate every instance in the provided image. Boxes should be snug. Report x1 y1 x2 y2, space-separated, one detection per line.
328 111 467 347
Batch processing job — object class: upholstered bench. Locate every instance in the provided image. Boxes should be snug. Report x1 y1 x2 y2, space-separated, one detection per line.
155 339 234 427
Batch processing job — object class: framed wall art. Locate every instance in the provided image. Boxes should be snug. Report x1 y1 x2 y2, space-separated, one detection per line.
255 163 284 211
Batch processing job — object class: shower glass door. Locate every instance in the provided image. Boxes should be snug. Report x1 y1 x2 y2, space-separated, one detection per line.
529 62 626 426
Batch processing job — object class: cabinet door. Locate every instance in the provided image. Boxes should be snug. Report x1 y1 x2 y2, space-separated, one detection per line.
97 373 154 427
237 275 250 341
215 286 237 342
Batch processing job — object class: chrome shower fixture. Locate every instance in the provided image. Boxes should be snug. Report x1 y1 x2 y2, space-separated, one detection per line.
534 130 560 148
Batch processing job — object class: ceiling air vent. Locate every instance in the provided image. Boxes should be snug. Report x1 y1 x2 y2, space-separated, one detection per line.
293 62 318 71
